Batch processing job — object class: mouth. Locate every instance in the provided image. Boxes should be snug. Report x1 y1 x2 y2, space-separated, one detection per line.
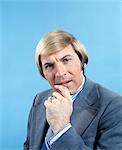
55 80 72 86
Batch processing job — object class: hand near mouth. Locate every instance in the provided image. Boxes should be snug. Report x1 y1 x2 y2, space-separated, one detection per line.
44 84 73 134
54 85 71 101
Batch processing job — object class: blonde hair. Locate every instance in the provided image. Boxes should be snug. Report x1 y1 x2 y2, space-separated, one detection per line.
36 30 88 78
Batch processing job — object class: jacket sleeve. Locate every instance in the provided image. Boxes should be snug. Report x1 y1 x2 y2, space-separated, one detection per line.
50 96 122 150
95 96 122 149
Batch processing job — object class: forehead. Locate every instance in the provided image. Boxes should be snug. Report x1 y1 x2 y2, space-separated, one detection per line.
41 45 76 63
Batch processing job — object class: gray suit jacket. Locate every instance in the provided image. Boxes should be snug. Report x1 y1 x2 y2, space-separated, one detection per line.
24 78 122 150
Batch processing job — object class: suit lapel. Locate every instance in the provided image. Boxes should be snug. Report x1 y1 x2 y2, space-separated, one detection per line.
71 78 100 136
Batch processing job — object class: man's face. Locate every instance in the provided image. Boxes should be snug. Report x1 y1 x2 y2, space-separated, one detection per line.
41 45 83 94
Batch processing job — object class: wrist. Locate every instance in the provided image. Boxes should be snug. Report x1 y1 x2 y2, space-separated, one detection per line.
49 123 72 146
51 121 70 134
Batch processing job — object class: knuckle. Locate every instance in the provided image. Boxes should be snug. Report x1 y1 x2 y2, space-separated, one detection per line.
44 100 50 107
52 92 57 96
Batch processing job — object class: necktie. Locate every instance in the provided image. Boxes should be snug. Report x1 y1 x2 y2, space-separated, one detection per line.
42 140 47 150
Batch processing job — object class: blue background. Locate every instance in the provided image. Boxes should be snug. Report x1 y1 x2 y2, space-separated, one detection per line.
0 0 122 149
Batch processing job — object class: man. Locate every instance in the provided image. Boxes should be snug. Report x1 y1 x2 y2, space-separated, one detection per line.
24 30 122 150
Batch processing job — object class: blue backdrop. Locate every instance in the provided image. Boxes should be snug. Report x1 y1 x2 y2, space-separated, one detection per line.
0 0 122 149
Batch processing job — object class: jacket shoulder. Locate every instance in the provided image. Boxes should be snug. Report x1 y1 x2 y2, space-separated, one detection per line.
97 83 122 101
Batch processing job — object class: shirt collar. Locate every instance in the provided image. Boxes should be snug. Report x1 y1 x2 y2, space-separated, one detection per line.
72 75 85 102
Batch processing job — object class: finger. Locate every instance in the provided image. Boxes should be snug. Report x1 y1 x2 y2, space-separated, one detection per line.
52 92 64 103
47 96 51 100
44 100 52 108
47 95 58 104
52 92 62 100
54 85 71 101
47 96 54 103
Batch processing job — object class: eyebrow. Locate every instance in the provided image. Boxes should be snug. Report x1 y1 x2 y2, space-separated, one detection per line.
59 54 72 61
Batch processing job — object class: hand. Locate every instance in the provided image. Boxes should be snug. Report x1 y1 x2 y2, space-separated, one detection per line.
44 85 73 134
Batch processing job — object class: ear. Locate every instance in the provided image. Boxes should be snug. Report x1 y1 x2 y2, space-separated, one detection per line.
81 63 84 70
38 55 46 79
74 50 83 63
81 63 86 75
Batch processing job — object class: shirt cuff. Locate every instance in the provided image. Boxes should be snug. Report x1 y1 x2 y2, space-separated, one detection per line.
49 123 72 146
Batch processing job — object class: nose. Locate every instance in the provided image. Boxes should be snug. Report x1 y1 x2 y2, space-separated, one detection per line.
55 63 66 78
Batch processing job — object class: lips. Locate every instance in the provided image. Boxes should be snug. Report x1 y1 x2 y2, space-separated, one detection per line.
55 80 72 86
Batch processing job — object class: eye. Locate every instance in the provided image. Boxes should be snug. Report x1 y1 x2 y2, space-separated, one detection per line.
44 63 54 71
62 58 71 64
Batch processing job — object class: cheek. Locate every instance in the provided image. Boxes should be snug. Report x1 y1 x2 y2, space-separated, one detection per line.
44 72 54 83
71 64 82 84
72 64 82 74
